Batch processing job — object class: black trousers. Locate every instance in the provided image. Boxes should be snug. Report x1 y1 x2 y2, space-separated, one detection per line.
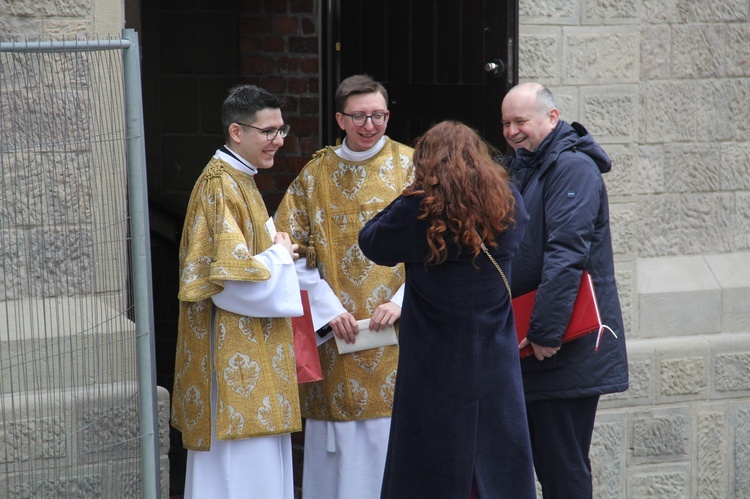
525 395 600 499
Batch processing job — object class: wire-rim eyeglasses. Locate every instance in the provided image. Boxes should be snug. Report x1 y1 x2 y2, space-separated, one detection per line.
236 122 291 141
341 111 389 127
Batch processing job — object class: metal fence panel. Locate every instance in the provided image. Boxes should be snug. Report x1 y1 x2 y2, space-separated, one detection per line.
0 29 160 498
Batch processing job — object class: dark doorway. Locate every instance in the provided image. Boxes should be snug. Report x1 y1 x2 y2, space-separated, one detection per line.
321 0 518 151
137 1 242 495
128 1 519 496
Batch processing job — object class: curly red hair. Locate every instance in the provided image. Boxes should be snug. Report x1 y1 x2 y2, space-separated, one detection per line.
404 121 516 265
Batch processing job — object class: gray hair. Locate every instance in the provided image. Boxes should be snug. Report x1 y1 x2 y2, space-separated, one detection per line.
536 86 557 115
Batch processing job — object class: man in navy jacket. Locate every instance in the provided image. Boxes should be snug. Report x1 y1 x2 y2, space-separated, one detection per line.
501 82 629 498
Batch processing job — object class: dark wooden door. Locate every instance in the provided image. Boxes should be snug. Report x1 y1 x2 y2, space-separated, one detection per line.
322 0 518 151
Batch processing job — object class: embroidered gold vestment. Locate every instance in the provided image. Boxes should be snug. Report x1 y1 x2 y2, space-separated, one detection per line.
171 157 301 451
274 138 414 421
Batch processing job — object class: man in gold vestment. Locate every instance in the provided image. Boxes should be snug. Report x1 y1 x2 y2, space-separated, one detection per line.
172 84 303 499
275 75 414 499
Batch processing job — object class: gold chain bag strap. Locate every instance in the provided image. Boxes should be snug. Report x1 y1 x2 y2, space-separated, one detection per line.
480 242 512 299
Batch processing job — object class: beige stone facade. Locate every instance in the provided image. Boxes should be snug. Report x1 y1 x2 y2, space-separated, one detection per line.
520 0 750 496
3 0 749 497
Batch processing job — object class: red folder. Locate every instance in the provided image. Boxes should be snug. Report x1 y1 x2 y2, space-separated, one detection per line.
513 271 611 359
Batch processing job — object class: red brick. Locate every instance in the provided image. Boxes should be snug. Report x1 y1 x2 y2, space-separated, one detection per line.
290 0 314 14
300 57 319 73
240 36 262 53
287 155 311 173
263 36 286 52
278 56 299 73
276 172 300 190
281 134 300 154
254 171 275 191
242 55 274 74
241 16 272 33
239 75 263 86
264 192 284 212
300 136 322 155
277 16 298 34
288 77 307 93
301 17 316 35
284 94 301 113
308 77 319 93
263 76 286 93
266 0 287 14
287 116 317 135
289 36 317 54
299 96 318 114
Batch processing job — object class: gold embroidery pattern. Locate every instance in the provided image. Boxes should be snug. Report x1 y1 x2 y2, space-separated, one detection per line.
358 209 380 226
352 347 384 374
183 385 205 430
225 405 246 435
223 352 260 397
322 340 337 378
380 370 397 407
332 213 348 233
187 301 208 340
332 379 369 418
172 158 302 450
379 156 397 191
272 343 291 383
181 256 212 285
333 163 367 199
341 244 372 286
366 285 394 315
303 383 328 419
274 139 415 422
231 243 252 260
200 354 209 383
238 317 256 344
258 396 277 431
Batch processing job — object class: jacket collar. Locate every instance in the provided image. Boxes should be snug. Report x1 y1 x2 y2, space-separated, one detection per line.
510 120 611 175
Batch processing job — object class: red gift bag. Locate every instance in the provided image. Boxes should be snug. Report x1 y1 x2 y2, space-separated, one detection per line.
291 290 323 383
514 272 616 359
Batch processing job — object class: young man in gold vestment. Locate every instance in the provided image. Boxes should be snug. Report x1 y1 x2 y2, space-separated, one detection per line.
172 84 306 499
275 75 414 499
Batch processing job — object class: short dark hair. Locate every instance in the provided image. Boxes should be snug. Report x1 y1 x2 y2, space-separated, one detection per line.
221 84 282 140
335 75 388 113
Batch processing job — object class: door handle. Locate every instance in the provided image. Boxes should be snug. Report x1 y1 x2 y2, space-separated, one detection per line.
485 59 506 78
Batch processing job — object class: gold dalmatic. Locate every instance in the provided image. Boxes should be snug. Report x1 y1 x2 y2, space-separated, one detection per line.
275 138 414 421
171 158 301 451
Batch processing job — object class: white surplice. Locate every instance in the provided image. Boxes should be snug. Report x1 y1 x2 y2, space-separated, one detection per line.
184 152 301 499
297 137 404 499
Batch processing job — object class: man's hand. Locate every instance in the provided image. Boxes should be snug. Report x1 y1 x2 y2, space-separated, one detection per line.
274 232 299 261
518 337 560 361
368 302 401 331
329 312 359 344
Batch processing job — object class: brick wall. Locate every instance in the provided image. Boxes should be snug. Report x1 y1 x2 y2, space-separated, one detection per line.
239 0 320 212
237 2 321 495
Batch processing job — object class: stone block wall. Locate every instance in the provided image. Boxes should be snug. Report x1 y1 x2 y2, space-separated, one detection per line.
520 0 750 496
4 0 750 497
0 2 171 497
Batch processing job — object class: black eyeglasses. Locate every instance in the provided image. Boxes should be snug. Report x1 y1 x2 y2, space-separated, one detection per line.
236 122 291 141
341 111 389 127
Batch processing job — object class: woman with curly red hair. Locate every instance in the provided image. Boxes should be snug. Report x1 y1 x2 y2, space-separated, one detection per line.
359 121 536 499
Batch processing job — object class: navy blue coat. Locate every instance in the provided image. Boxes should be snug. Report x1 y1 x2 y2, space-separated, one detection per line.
359 188 536 499
507 120 629 401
